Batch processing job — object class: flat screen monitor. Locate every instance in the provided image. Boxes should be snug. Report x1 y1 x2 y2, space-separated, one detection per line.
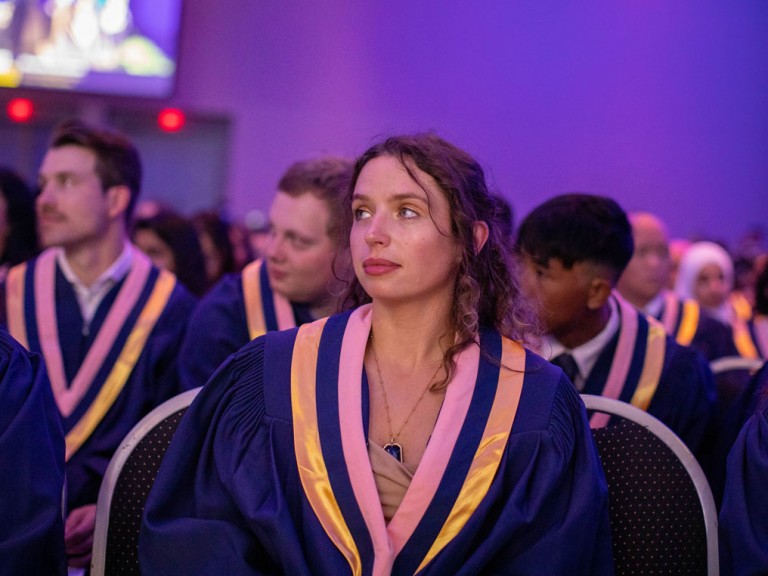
0 0 183 98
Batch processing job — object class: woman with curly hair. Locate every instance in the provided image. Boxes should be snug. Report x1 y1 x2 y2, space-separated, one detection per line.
140 134 614 575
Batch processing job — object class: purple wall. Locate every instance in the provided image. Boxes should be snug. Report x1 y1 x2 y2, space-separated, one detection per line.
170 1 767 246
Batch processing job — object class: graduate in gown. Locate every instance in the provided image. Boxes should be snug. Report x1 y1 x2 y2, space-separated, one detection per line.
744 262 768 359
616 212 737 362
0 325 65 576
178 157 353 391
140 134 615 575
675 241 759 359
2 118 197 570
719 366 768 575
515 195 716 458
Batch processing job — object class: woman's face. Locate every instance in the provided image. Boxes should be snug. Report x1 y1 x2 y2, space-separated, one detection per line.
134 229 177 273
694 263 729 309
350 155 461 307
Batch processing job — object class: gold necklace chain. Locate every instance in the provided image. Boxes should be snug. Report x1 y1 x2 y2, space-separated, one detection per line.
369 334 442 461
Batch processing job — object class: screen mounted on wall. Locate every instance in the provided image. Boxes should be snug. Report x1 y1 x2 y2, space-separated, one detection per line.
0 0 183 98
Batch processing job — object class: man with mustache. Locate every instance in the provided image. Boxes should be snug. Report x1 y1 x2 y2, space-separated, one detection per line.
178 157 354 391
2 118 197 571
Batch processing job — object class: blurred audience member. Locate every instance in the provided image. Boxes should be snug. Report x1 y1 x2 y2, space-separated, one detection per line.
734 255 758 309
719 362 768 575
133 198 171 220
745 262 768 358
244 208 271 260
227 219 255 270
177 156 353 391
676 241 756 358
617 212 737 362
191 210 242 286
133 209 208 297
0 168 38 281
667 237 691 289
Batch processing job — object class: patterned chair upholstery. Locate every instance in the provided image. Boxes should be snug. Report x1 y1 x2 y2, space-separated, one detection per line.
91 387 201 576
581 394 719 576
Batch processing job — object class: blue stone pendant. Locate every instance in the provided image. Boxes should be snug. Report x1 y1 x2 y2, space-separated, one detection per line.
384 441 403 462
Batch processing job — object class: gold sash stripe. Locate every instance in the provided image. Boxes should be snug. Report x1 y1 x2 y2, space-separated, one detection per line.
731 292 753 321
242 260 266 340
291 319 362 576
733 320 759 360
417 338 525 573
675 300 699 347
629 321 666 412
64 270 177 460
5 262 28 349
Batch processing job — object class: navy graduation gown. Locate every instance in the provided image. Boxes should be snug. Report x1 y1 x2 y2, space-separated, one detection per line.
178 261 313 391
141 307 614 575
583 306 716 457
719 400 768 575
654 291 738 362
7 252 197 510
689 312 740 362
0 326 66 576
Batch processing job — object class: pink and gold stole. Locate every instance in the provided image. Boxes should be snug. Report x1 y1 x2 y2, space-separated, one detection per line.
241 259 297 340
589 293 666 428
6 249 176 459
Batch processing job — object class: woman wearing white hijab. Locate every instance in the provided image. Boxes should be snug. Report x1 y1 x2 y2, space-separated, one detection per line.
676 241 759 358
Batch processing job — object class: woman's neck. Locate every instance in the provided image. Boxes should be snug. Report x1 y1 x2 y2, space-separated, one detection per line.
369 300 453 369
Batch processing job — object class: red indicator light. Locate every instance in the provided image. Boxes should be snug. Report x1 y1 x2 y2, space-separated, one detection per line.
158 108 185 132
7 98 34 122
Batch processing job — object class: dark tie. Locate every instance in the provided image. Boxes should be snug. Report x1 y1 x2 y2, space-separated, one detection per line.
552 353 579 383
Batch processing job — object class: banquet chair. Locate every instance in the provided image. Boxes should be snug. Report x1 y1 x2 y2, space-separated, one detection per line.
581 394 719 576
709 356 765 418
90 387 201 576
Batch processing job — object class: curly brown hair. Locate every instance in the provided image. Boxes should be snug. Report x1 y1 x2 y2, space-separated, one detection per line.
342 133 538 388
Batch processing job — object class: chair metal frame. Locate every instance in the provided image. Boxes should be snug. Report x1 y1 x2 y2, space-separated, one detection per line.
90 387 201 576
709 356 765 375
581 394 719 576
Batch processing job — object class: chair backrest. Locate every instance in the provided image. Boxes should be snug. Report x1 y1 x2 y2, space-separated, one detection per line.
709 356 765 375
90 387 201 576
581 394 719 576
709 357 765 421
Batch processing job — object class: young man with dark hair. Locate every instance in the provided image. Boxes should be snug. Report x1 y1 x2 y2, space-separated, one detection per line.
178 156 354 391
2 118 197 570
515 193 716 456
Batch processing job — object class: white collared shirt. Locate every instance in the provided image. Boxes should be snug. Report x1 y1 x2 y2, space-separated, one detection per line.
56 243 134 333
642 292 665 319
542 296 620 391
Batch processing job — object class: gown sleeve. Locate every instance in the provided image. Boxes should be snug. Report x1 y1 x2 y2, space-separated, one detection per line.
649 341 716 458
139 336 283 575
448 369 615 575
177 273 251 391
0 327 66 576
141 337 615 575
719 405 768 576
